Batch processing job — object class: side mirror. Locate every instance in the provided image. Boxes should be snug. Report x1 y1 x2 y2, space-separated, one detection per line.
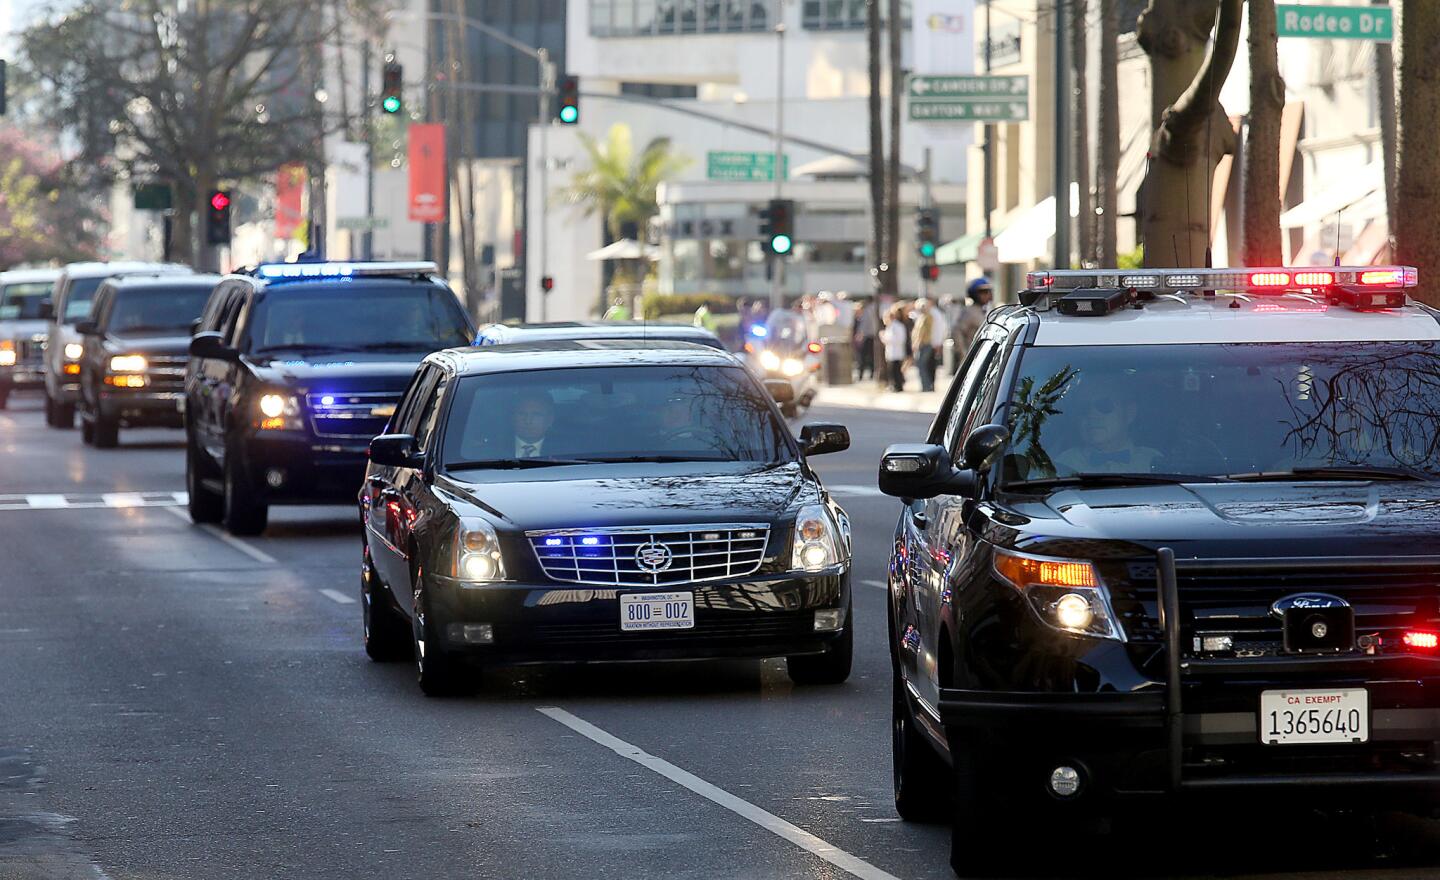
878 443 977 500
38 300 54 320
370 433 424 469
763 379 795 404
962 424 1011 473
189 331 239 362
74 320 99 336
800 423 850 456
189 318 203 336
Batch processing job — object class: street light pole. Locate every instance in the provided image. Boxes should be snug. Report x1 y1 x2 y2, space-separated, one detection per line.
770 14 787 311
538 49 555 322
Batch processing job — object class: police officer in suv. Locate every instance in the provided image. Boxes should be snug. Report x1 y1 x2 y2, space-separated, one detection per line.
880 265 1440 874
185 261 473 535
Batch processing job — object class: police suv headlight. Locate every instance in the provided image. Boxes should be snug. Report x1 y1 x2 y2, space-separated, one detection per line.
64 342 84 361
0 340 14 367
760 350 782 372
792 503 844 572
109 354 147 373
781 357 805 377
993 548 1124 641
255 392 302 430
454 518 506 583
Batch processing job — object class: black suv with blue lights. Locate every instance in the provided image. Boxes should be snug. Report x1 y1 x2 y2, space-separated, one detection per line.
184 261 473 535
878 265 1440 874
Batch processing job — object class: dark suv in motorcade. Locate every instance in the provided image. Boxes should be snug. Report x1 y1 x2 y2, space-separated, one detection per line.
880 265 1440 874
0 268 61 409
76 274 221 447
185 261 473 535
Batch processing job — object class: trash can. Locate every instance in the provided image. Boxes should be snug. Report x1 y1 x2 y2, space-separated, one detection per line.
822 338 854 386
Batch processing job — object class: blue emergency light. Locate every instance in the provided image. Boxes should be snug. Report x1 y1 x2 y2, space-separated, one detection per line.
253 261 438 281
750 325 768 338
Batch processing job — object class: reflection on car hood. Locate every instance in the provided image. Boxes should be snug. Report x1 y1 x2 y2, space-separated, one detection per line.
1000 481 1440 557
108 334 192 356
249 353 426 391
439 461 810 531
1 319 47 340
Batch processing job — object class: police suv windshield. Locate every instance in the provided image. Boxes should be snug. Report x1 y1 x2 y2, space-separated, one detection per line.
444 365 789 468
61 278 106 322
1003 342 1440 484
246 284 471 355
108 286 212 335
0 282 54 320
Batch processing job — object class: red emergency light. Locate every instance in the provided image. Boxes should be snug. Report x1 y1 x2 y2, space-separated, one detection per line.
1403 631 1439 650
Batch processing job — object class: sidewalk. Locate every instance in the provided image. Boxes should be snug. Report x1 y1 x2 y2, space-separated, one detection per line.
812 367 952 414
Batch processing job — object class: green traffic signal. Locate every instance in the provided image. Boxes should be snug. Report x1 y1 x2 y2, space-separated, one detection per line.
559 105 578 124
382 94 402 114
770 234 793 255
920 241 936 258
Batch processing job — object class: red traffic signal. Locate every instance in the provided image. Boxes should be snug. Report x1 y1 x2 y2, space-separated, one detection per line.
206 189 232 246
541 275 555 292
920 264 940 282
210 191 231 212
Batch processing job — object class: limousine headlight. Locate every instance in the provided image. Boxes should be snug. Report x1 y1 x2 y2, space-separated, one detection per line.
792 503 842 572
455 518 506 583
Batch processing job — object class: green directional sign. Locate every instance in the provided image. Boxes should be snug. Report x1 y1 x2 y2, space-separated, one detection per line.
1277 4 1393 41
908 75 1029 122
706 151 789 182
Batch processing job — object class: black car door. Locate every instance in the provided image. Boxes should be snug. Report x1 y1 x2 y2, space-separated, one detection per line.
192 286 243 462
80 286 112 413
903 337 1002 709
368 366 439 597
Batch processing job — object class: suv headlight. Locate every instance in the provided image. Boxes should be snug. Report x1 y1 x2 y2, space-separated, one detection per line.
0 340 14 366
759 350 782 372
992 548 1124 641
63 342 84 360
255 392 302 430
454 518 506 583
792 503 844 572
109 354 147 373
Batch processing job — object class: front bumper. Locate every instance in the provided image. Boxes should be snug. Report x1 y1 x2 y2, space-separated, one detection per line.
98 390 185 428
239 430 370 504
423 569 851 665
0 365 44 391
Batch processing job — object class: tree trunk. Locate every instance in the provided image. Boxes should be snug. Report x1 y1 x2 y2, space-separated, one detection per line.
1138 0 1242 268
1073 0 1094 265
867 0 886 296
885 0 902 298
171 185 196 268
1397 0 1440 306
1242 0 1284 266
447 0 478 312
195 164 220 272
1374 0 1398 248
1098 0 1120 266
1138 0 1221 128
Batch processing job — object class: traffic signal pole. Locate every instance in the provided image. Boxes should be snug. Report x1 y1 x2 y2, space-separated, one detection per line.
770 15 787 311
539 49 554 322
922 147 934 299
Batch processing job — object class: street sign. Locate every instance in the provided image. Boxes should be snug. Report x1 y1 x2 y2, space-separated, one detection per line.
977 236 999 274
908 75 1029 122
336 216 391 231
706 151 789 182
1277 4 1393 41
132 182 172 211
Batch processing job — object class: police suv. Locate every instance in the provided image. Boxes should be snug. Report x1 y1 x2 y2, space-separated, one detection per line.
185 261 473 535
878 266 1440 873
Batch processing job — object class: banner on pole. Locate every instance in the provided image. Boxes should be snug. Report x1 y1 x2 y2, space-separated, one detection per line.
408 124 447 223
275 164 306 239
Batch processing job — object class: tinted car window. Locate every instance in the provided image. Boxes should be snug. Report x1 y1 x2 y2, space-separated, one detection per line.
106 286 213 334
245 285 471 354
0 282 55 320
1005 342 1440 481
443 365 789 467
61 277 106 322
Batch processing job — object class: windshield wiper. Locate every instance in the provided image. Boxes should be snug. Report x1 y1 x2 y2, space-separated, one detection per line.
569 454 732 464
1227 465 1430 483
114 323 186 334
354 341 432 352
1004 472 1234 491
252 343 354 355
446 457 592 470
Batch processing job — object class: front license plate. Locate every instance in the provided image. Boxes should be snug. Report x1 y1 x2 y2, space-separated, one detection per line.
620 591 695 632
1260 688 1369 745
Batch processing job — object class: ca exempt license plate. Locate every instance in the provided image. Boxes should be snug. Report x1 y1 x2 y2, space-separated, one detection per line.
1260 688 1369 745
620 591 695 632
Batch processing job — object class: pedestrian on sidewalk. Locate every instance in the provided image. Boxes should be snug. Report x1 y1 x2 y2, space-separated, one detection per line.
854 296 880 381
911 296 948 392
953 277 994 373
882 304 909 392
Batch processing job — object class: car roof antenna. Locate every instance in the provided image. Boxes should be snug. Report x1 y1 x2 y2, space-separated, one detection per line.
1334 206 1343 267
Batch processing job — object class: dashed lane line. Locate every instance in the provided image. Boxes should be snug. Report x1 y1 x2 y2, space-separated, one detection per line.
0 491 185 511
160 505 278 564
862 579 887 590
319 589 356 605
537 707 903 880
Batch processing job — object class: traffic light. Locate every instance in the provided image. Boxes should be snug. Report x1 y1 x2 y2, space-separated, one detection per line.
920 263 940 282
541 275 555 292
761 198 795 256
381 57 403 115
205 190 232 245
557 75 580 125
916 208 939 259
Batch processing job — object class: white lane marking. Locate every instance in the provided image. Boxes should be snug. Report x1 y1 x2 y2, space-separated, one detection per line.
161 506 278 564
862 579 887 590
319 589 356 605
827 484 886 498
25 494 69 509
537 707 902 880
103 493 146 508
171 491 189 504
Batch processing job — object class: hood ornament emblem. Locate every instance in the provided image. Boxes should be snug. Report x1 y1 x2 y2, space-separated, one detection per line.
635 540 674 573
1271 593 1349 619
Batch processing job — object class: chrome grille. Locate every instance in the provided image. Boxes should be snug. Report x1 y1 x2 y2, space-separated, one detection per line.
528 524 771 587
145 354 187 391
17 336 45 365
305 391 399 439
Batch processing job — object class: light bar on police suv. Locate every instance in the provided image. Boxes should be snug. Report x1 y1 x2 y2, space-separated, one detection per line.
253 261 439 280
1025 266 1418 295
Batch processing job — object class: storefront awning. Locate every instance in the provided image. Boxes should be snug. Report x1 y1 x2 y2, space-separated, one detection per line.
936 231 987 266
1279 163 1384 228
993 184 1079 264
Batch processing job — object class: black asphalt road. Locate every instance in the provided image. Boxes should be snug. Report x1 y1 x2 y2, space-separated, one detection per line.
2 392 1439 880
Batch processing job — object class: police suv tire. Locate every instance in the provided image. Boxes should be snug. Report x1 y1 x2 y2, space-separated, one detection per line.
948 739 1022 877
362 544 410 662
186 435 223 524
79 412 94 445
92 413 119 449
0 388 9 410
46 395 74 429
222 450 268 536
413 584 470 697
893 668 951 821
786 614 853 685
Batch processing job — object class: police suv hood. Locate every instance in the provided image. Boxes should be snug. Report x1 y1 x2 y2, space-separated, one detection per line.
1 319 46 341
247 352 425 392
105 333 191 356
438 461 812 532
996 481 1440 558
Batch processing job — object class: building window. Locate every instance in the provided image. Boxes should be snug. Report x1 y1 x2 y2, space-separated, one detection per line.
803 0 906 30
591 0 772 34
621 82 700 99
